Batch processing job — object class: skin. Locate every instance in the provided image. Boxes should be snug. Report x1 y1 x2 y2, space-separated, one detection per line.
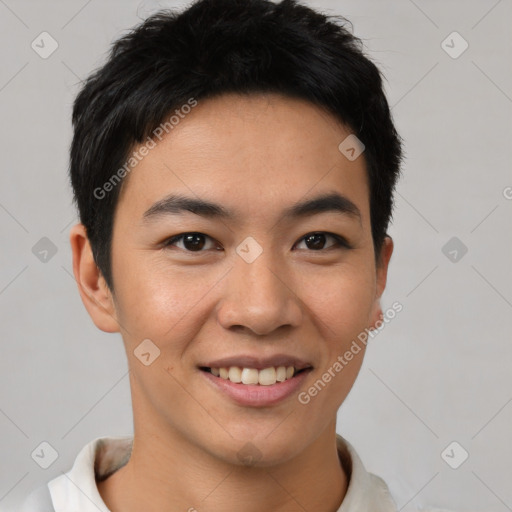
70 92 393 512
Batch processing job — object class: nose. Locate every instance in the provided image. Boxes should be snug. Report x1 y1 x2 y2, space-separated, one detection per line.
216 250 303 336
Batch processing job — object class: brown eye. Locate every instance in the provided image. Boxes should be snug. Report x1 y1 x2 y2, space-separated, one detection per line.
164 232 218 252
295 232 350 251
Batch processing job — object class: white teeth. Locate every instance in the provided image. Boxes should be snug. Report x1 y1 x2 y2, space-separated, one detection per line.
228 366 242 383
258 367 277 386
241 368 259 385
276 366 287 382
209 365 300 385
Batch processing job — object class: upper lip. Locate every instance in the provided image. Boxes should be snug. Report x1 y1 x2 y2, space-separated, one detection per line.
200 354 313 371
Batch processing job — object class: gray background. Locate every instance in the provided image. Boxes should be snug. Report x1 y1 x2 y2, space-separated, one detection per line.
1 0 511 511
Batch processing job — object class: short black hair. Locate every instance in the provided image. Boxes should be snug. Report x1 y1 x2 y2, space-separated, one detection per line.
70 0 403 291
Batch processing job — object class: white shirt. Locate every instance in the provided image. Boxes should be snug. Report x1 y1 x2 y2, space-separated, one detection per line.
19 434 397 511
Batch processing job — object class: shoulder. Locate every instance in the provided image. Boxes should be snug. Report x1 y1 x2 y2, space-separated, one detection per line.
17 435 133 512
336 435 456 512
336 434 397 511
17 483 54 512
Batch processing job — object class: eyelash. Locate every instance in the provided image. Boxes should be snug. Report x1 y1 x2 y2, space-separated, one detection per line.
162 232 352 252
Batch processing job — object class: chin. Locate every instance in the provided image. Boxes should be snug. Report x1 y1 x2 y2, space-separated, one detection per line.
208 431 306 468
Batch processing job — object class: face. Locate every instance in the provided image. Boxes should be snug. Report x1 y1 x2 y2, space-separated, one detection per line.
79 93 392 466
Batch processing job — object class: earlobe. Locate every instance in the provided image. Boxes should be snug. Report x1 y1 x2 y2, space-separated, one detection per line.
369 236 394 330
375 235 394 298
69 223 120 333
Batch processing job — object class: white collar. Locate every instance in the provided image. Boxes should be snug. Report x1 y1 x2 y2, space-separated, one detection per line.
45 434 396 512
336 435 397 511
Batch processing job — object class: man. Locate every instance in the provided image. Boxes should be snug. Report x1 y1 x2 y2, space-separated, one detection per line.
21 0 404 510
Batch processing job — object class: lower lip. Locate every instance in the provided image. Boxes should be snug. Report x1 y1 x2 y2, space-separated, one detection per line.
201 369 312 407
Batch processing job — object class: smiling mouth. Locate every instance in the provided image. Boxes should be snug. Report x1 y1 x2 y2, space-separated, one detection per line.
199 366 311 386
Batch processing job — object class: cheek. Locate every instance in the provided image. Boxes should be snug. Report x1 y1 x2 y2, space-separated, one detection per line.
303 263 376 338
112 244 376 350
297 268 374 412
322 267 376 389
112 256 221 347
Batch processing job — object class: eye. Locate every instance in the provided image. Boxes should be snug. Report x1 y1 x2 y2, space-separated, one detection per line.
163 232 220 252
162 231 350 253
294 232 351 251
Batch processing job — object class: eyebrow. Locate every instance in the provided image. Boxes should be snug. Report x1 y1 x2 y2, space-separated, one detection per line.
142 191 362 225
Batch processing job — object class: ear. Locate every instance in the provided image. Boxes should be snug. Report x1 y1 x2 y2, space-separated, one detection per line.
69 223 120 333
368 236 394 330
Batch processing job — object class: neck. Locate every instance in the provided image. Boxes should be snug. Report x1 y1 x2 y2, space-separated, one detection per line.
98 405 347 512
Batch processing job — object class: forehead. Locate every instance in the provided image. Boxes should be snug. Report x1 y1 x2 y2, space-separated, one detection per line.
116 93 370 224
